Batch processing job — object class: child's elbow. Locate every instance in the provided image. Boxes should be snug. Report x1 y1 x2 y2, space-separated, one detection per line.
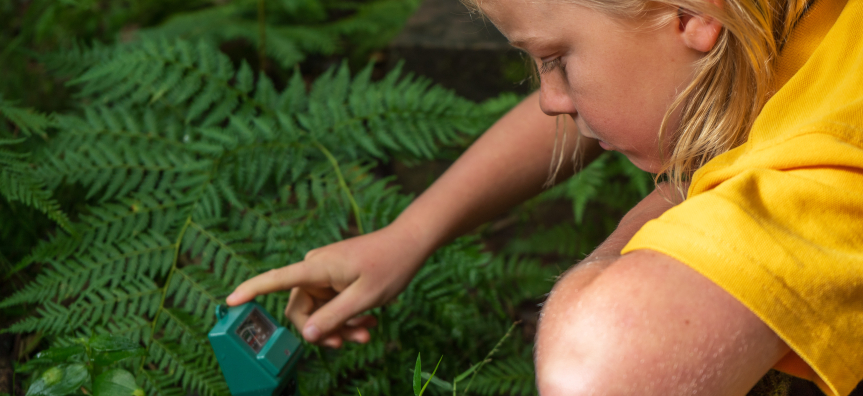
534 250 789 396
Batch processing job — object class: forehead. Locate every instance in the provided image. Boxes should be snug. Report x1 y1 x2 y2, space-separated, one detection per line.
478 0 608 50
480 0 655 55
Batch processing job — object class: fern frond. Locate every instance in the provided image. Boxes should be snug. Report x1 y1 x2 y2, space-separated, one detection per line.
134 0 416 69
0 94 52 136
140 369 186 396
4 277 161 334
299 358 338 396
45 109 214 202
565 153 609 225
65 39 256 126
0 98 71 230
147 338 228 396
469 357 536 396
538 151 651 226
159 308 210 346
165 264 228 326
503 223 585 257
181 222 256 286
41 40 115 79
0 232 173 308
9 191 187 278
136 2 323 69
51 315 153 349
327 0 420 54
0 157 73 231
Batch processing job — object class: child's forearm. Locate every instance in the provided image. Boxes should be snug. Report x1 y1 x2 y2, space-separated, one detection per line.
391 91 602 257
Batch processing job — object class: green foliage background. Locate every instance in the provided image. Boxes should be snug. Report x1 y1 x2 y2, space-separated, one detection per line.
0 1 653 395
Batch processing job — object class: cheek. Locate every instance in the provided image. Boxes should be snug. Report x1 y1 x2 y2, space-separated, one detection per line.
564 62 641 135
571 96 665 172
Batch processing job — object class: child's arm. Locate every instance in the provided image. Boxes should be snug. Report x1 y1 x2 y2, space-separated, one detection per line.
534 186 796 395
227 92 602 347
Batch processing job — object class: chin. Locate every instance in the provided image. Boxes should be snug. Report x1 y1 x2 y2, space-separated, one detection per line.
623 153 661 174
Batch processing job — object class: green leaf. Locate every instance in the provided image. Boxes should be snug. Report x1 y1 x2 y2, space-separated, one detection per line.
93 348 147 373
235 60 254 94
418 356 443 396
17 345 87 372
453 361 482 383
413 353 422 396
93 368 144 396
90 334 141 352
25 364 88 396
420 371 452 391
90 334 146 373
37 344 88 363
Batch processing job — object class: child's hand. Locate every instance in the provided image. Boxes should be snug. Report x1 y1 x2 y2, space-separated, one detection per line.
226 224 430 348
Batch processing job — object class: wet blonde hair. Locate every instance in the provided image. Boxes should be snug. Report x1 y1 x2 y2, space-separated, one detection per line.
463 0 810 196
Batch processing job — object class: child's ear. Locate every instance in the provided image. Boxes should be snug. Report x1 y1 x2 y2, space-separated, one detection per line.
677 7 722 53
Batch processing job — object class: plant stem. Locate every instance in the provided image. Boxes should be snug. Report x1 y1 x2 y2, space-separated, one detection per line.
137 216 193 374
462 321 520 395
312 141 365 234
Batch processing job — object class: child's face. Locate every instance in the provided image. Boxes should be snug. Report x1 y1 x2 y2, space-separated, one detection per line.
481 0 705 172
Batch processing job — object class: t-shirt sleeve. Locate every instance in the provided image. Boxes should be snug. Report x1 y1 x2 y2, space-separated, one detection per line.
622 135 863 396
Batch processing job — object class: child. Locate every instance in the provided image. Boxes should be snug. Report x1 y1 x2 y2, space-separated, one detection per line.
228 0 863 393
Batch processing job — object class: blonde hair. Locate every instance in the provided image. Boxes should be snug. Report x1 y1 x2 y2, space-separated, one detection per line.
463 0 810 196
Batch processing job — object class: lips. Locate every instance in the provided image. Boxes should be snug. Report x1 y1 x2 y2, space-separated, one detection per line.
598 140 613 150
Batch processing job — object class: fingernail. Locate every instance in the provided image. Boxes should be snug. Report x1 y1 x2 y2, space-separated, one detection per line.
303 325 320 341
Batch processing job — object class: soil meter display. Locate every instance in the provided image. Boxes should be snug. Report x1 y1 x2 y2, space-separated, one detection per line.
209 302 303 396
236 309 276 353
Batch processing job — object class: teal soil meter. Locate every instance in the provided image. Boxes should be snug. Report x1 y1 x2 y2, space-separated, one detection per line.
209 303 303 396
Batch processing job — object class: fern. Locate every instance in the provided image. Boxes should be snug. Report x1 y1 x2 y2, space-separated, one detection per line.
0 95 52 137
539 152 651 226
468 357 536 396
135 0 421 68
2 37 524 396
0 96 72 232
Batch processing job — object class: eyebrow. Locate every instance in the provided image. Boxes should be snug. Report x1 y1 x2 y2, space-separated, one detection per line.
508 37 552 51
508 38 534 50
509 39 529 49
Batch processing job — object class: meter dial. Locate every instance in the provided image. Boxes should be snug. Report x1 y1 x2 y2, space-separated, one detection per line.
235 308 277 353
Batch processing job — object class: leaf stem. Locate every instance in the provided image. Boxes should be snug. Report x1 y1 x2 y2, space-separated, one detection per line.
312 141 365 235
461 321 520 395
137 216 193 374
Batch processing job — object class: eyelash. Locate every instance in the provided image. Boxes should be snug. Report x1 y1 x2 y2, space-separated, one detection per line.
539 58 562 75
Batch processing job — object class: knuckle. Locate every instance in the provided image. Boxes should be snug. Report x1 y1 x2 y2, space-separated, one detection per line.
304 248 320 260
285 307 307 326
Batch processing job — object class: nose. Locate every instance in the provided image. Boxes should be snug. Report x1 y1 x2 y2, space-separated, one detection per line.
538 72 577 116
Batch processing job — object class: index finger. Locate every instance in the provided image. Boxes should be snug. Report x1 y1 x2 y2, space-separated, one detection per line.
226 261 330 306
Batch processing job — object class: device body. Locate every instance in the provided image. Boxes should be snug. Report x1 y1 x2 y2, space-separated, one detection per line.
208 303 303 396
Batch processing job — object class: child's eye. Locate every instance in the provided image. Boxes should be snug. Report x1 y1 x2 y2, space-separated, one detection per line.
539 58 562 75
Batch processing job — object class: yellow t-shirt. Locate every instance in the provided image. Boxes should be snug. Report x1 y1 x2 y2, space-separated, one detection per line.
622 0 863 395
